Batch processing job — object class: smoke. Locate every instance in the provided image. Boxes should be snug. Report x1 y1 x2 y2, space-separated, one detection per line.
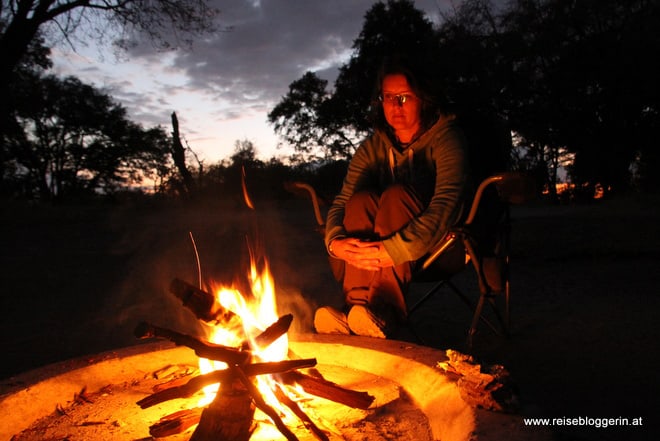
98 199 339 347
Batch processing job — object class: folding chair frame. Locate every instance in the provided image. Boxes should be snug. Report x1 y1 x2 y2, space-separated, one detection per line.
408 172 535 347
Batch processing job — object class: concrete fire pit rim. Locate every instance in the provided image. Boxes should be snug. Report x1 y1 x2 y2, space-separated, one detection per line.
0 335 528 441
1 335 448 395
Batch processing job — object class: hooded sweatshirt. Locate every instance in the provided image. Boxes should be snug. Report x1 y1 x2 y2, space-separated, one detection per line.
325 114 470 266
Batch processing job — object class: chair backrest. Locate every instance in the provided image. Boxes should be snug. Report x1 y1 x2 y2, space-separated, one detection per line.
416 172 535 285
464 172 536 226
493 172 538 205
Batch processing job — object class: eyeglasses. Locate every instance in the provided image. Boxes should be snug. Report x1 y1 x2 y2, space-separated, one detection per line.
379 93 417 106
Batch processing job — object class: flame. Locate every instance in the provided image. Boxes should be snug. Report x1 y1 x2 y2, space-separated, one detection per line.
241 165 255 210
196 252 289 412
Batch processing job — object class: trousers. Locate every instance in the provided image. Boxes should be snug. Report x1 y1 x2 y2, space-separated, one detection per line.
340 184 424 319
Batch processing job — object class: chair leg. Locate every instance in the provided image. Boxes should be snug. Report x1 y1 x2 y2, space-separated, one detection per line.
468 292 500 348
407 280 449 315
486 296 509 337
467 294 485 348
408 280 508 348
445 281 502 343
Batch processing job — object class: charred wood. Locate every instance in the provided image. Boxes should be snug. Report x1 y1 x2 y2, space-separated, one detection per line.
134 322 251 365
170 278 239 324
189 379 256 441
138 358 316 409
150 408 203 437
273 383 329 441
253 313 293 349
232 366 299 441
280 371 375 410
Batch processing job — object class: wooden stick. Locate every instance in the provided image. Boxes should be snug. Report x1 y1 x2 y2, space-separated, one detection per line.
138 359 317 408
153 374 196 393
253 313 293 349
170 278 239 324
273 383 329 441
189 379 255 441
279 371 375 410
134 322 251 365
149 408 203 437
232 366 299 441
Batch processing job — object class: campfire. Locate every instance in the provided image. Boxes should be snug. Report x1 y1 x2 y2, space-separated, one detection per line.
130 170 371 439
133 266 375 440
3 242 521 441
2 320 524 441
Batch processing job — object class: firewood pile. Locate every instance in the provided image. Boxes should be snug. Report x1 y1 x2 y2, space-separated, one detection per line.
134 278 374 441
437 349 519 413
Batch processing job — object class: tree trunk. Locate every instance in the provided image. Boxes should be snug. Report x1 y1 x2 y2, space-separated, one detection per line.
171 112 195 198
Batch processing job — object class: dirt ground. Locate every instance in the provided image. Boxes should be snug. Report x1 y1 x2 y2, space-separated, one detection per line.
1 193 659 441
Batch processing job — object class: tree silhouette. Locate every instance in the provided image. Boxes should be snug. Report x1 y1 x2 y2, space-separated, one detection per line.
0 0 218 82
270 0 660 194
0 0 218 149
268 72 335 160
6 73 171 199
268 0 436 160
495 0 660 194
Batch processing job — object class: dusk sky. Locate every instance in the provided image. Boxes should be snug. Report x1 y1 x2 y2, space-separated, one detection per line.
50 0 453 163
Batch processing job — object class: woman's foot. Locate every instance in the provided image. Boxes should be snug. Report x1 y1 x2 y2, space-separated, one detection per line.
314 306 350 335
347 305 388 338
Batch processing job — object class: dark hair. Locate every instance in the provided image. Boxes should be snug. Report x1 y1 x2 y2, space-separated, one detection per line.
369 54 449 134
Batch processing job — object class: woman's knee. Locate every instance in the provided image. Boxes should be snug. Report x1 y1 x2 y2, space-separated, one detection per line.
380 184 407 199
379 184 420 210
346 190 379 212
375 185 424 232
343 190 380 233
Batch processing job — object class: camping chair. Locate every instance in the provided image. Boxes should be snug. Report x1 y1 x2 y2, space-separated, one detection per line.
407 172 536 347
286 171 535 347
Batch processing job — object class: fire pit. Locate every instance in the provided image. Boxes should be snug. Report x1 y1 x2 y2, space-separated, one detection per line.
1 220 546 441
1 334 544 441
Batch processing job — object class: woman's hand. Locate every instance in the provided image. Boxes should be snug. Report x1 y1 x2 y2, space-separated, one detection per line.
329 238 394 271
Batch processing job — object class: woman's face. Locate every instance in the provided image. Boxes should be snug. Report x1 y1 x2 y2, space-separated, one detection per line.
381 73 422 142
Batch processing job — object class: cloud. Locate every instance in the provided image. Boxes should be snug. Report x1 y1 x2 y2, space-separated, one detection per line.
152 0 372 106
53 0 453 161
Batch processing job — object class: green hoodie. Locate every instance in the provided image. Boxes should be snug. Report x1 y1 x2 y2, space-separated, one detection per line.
325 114 470 266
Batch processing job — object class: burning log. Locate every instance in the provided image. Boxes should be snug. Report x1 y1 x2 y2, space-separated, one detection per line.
190 378 256 441
135 316 321 440
232 365 299 441
134 313 294 365
134 322 251 365
143 359 320 441
169 278 294 349
253 313 293 349
170 278 239 324
138 359 317 409
136 278 375 441
280 371 375 410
